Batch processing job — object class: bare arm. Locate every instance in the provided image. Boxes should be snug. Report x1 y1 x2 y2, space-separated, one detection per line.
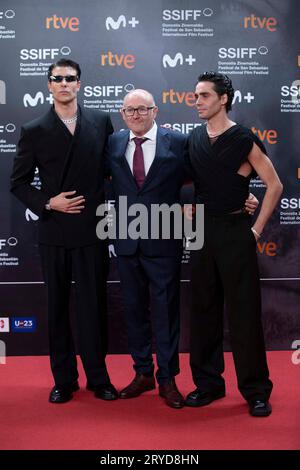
248 143 283 239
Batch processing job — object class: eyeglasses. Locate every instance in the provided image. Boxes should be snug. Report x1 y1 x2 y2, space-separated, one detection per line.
122 106 155 116
49 75 79 83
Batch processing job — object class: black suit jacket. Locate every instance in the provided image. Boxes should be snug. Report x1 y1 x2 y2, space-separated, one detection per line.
107 126 189 257
11 105 113 248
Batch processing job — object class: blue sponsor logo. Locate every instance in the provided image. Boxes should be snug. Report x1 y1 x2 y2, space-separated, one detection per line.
11 317 36 332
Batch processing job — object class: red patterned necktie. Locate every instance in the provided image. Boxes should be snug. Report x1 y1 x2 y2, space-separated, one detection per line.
132 137 147 188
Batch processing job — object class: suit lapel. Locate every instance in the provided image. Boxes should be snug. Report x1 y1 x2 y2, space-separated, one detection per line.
116 130 138 187
141 127 170 191
41 109 71 192
60 107 98 190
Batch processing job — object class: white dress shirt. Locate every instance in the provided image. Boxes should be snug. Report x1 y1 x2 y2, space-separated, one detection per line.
125 122 157 176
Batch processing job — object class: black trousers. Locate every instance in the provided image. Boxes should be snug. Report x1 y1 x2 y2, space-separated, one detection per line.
190 213 273 402
117 252 182 384
39 243 110 387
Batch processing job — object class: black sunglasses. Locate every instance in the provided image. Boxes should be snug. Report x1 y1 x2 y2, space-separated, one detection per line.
49 75 79 83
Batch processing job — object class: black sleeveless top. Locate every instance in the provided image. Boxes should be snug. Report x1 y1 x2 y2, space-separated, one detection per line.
188 124 267 216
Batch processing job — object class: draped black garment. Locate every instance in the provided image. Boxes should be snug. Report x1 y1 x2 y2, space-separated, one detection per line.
188 124 267 216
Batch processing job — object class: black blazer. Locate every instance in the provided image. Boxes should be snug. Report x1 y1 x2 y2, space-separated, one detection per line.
107 126 189 257
11 105 113 248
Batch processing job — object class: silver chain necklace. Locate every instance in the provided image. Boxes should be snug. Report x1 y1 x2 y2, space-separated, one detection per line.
61 114 77 125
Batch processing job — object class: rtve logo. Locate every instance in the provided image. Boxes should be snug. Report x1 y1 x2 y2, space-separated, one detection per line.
0 237 18 250
0 9 15 20
0 123 16 133
257 241 277 257
243 14 277 31
162 9 213 21
162 53 196 68
45 15 79 31
251 127 278 145
105 15 139 30
100 52 136 69
218 46 268 59
20 47 71 60
162 90 196 106
23 91 53 107
0 80 6 104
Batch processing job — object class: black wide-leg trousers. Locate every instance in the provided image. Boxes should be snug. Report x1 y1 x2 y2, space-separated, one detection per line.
40 243 110 387
190 213 273 402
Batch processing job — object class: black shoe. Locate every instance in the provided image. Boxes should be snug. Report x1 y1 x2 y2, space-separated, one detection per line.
185 388 225 407
49 380 79 404
87 382 118 401
248 400 272 417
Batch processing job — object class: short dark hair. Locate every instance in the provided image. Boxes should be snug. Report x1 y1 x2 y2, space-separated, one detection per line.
48 58 81 80
197 71 234 112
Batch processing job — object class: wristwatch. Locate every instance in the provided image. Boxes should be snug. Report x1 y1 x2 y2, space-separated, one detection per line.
45 200 51 211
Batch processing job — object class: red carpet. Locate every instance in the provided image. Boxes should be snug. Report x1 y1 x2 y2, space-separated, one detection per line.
0 352 299 450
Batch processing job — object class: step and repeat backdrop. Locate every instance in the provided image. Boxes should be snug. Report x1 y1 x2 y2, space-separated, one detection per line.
0 0 299 355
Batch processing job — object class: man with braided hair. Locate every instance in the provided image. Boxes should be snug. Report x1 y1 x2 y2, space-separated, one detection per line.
185 72 283 416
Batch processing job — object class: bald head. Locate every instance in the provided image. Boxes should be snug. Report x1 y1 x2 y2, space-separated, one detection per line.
121 88 158 137
123 89 156 107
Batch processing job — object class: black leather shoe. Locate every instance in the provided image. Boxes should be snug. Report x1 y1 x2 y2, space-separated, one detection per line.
159 379 184 409
120 374 155 399
87 382 118 401
49 380 79 404
185 388 225 407
249 400 272 417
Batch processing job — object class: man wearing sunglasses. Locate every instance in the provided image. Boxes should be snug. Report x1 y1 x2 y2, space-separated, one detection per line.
11 58 118 404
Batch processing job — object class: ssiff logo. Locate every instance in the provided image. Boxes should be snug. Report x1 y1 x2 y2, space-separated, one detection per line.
0 237 18 250
0 318 10 332
0 123 16 133
11 318 36 332
0 9 15 19
105 15 139 30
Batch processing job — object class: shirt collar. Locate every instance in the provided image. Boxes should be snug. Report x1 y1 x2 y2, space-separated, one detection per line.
129 121 157 141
